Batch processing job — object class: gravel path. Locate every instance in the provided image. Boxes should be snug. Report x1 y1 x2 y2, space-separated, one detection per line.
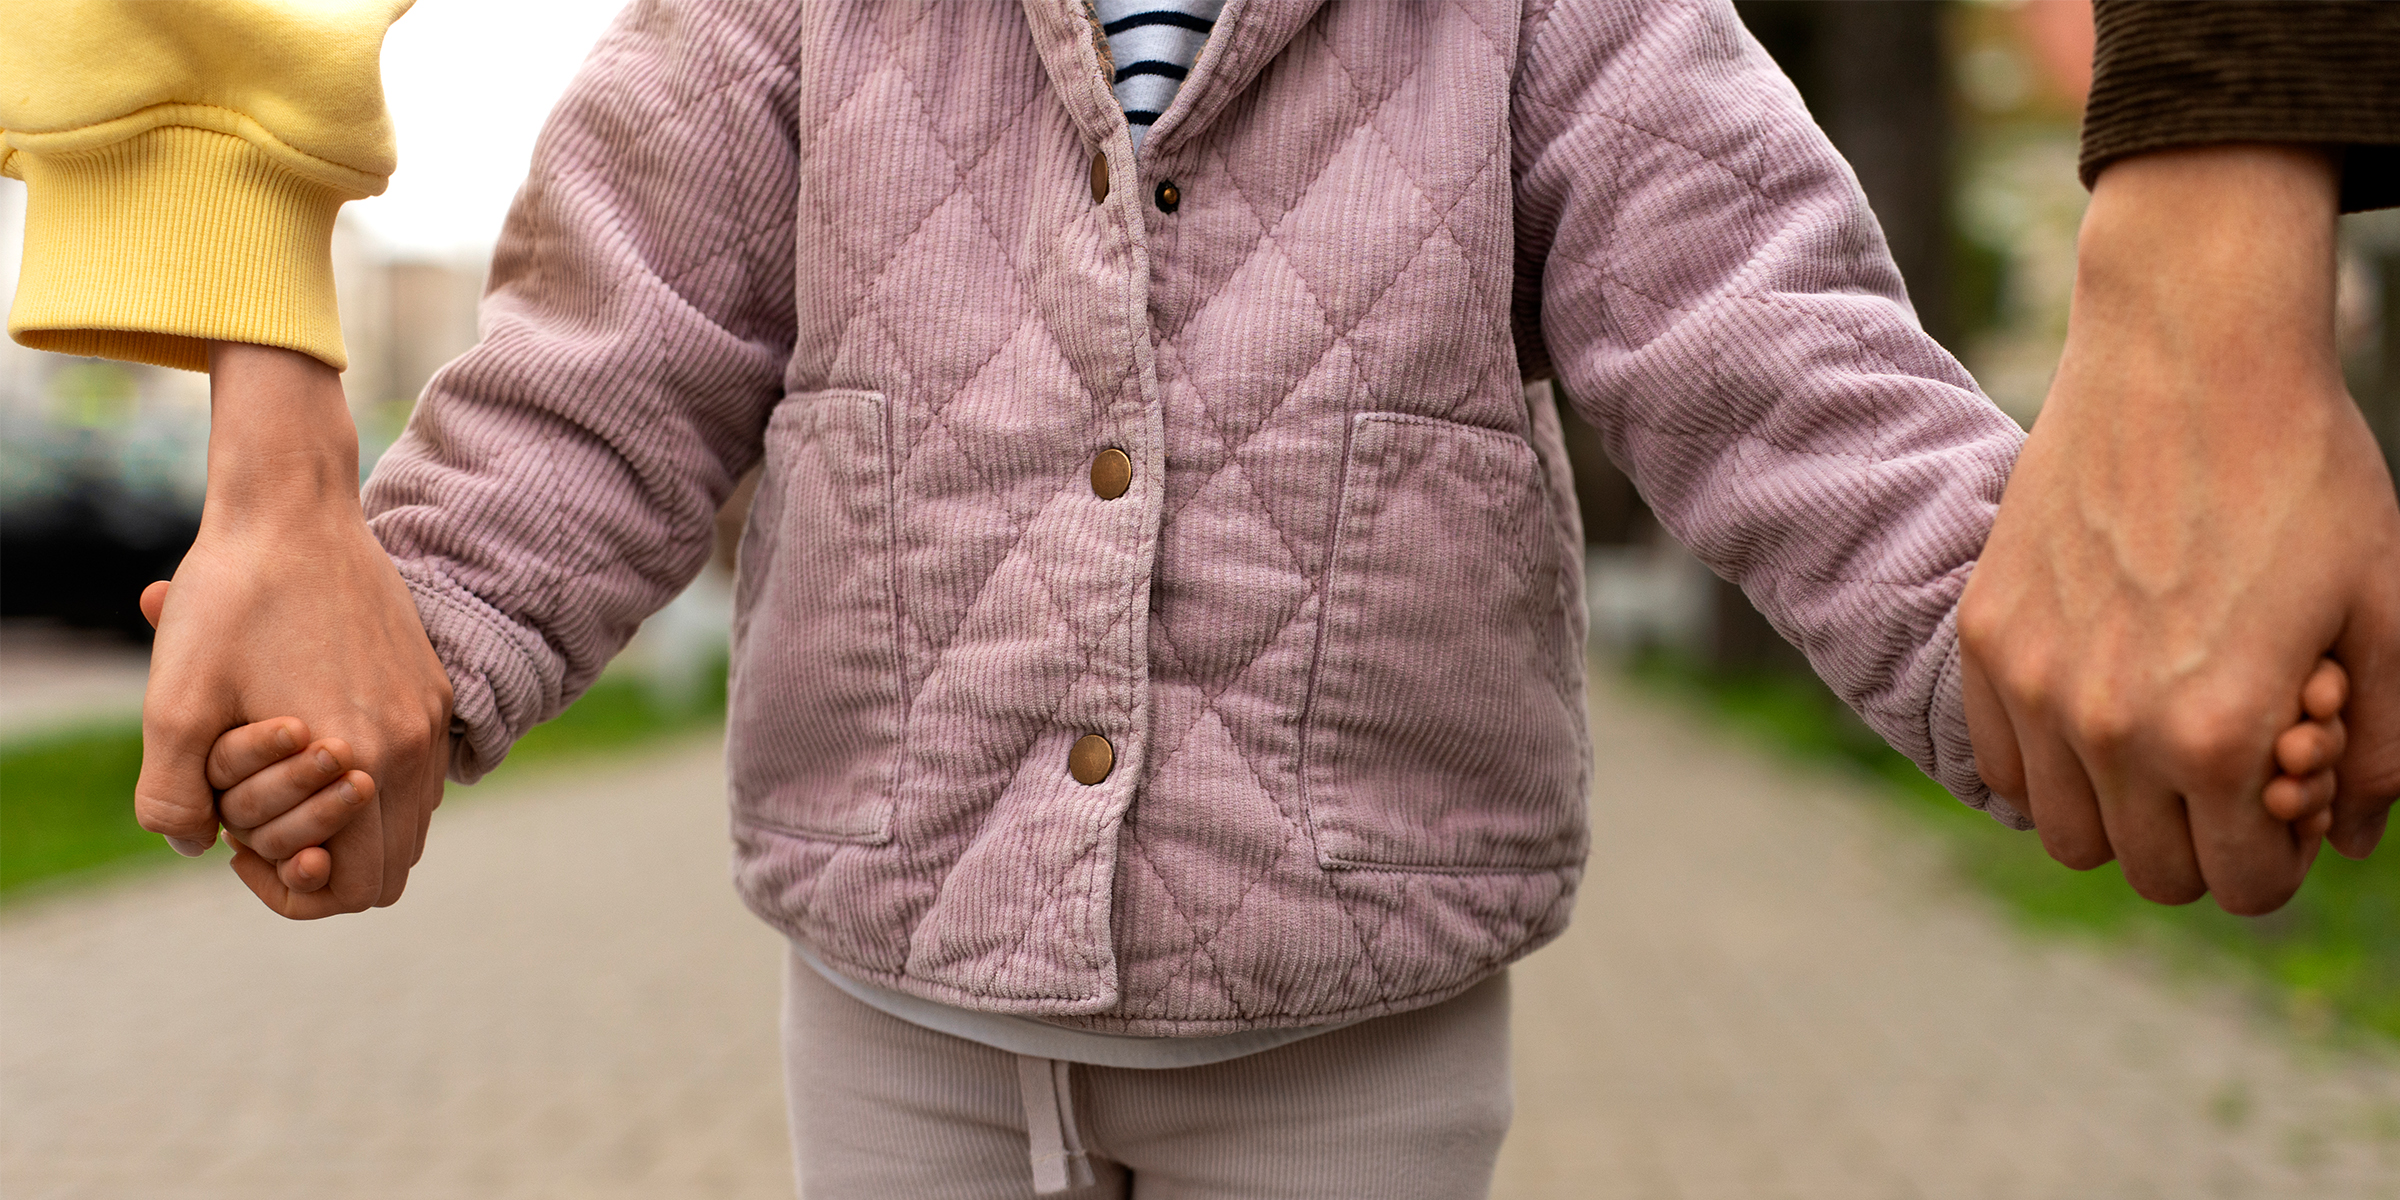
4 679 2396 1198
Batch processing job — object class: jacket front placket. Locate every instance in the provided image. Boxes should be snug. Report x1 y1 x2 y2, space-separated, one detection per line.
920 0 1168 1013
934 0 1326 1011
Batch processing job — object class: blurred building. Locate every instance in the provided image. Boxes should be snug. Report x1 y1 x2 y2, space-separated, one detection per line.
332 221 487 462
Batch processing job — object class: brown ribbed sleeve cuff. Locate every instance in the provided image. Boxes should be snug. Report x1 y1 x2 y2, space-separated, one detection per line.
2081 1 2400 212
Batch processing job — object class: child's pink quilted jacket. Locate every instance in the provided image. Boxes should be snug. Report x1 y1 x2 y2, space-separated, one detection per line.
366 0 2025 1033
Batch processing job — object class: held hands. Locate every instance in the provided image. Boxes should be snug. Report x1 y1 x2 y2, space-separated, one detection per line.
1961 145 2400 915
135 343 454 919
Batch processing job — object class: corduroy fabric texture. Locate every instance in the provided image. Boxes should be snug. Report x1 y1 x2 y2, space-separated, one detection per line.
364 0 2026 1033
2081 1 2400 212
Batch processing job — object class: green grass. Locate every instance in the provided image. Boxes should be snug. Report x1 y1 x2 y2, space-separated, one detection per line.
0 660 727 901
481 658 726 779
1628 650 2400 1044
0 722 174 895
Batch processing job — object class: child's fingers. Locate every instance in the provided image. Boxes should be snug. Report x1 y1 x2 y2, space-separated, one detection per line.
2273 716 2348 778
2302 658 2350 722
228 830 367 921
276 846 334 893
204 717 314 792
227 840 305 917
2302 807 2335 842
217 738 353 829
235 770 374 862
2264 769 2338 823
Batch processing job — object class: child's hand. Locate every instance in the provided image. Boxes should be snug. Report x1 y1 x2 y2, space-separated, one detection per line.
204 717 378 894
2264 658 2349 839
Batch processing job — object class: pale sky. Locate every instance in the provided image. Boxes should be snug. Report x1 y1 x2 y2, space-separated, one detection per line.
348 0 631 258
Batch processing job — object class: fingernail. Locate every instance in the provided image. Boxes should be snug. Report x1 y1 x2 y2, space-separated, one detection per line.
314 749 340 775
274 726 299 755
338 779 364 806
167 836 212 858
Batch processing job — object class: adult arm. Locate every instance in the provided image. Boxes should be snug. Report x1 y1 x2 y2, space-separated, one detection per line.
1959 4 2400 916
4 1 451 915
156 342 454 916
1511 0 2027 819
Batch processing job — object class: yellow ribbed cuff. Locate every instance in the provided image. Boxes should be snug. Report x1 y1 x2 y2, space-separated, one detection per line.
7 125 354 373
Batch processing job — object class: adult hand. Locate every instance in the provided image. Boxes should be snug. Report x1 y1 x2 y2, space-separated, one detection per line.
135 342 454 918
1960 144 2400 916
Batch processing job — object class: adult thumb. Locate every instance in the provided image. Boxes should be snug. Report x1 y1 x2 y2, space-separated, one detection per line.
135 653 229 857
136 707 222 856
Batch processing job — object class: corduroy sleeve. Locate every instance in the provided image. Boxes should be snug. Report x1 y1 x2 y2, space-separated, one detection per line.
1511 0 2029 824
360 0 804 781
0 0 411 370
2081 1 2400 213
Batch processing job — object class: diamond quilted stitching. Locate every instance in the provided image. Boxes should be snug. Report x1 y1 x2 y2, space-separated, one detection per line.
758 2 1594 1026
1259 130 1441 338
800 68 971 327
1164 234 1341 469
1151 469 1315 691
1123 696 1319 1016
1107 4 1544 1019
813 15 1151 991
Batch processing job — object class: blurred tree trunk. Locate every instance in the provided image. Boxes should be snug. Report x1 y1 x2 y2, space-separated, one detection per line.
1555 402 1648 547
1814 3 1955 346
1734 3 1954 344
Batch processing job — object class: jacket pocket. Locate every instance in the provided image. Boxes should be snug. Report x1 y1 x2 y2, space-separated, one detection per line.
1301 413 1586 871
727 390 902 843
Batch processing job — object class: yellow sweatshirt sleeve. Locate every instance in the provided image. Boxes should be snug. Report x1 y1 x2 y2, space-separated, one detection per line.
2 0 412 371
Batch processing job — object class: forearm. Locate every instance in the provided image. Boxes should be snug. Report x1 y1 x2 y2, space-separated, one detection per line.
2049 147 2349 609
202 342 364 525
2070 144 2343 418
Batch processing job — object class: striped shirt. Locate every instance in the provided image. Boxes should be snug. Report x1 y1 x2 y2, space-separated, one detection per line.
1093 0 1225 150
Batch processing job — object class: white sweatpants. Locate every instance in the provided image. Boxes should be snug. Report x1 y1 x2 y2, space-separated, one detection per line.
782 951 1513 1199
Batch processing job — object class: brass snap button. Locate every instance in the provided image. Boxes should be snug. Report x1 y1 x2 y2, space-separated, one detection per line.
1090 151 1110 204
1069 734 1115 785
1155 180 1180 213
1089 447 1132 499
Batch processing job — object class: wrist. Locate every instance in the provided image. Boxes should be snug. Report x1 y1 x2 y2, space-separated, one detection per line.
2069 145 2345 412
202 342 365 524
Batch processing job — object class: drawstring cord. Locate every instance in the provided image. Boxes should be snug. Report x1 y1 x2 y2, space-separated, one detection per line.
1016 1055 1095 1193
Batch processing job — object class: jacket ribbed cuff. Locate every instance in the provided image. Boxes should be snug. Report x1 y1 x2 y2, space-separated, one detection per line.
1930 619 2030 831
393 558 565 785
6 125 353 372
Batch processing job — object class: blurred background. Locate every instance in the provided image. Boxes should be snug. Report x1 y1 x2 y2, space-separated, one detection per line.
6 3 2400 1196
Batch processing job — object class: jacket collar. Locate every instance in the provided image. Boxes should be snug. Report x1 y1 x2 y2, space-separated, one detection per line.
1019 0 1329 156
